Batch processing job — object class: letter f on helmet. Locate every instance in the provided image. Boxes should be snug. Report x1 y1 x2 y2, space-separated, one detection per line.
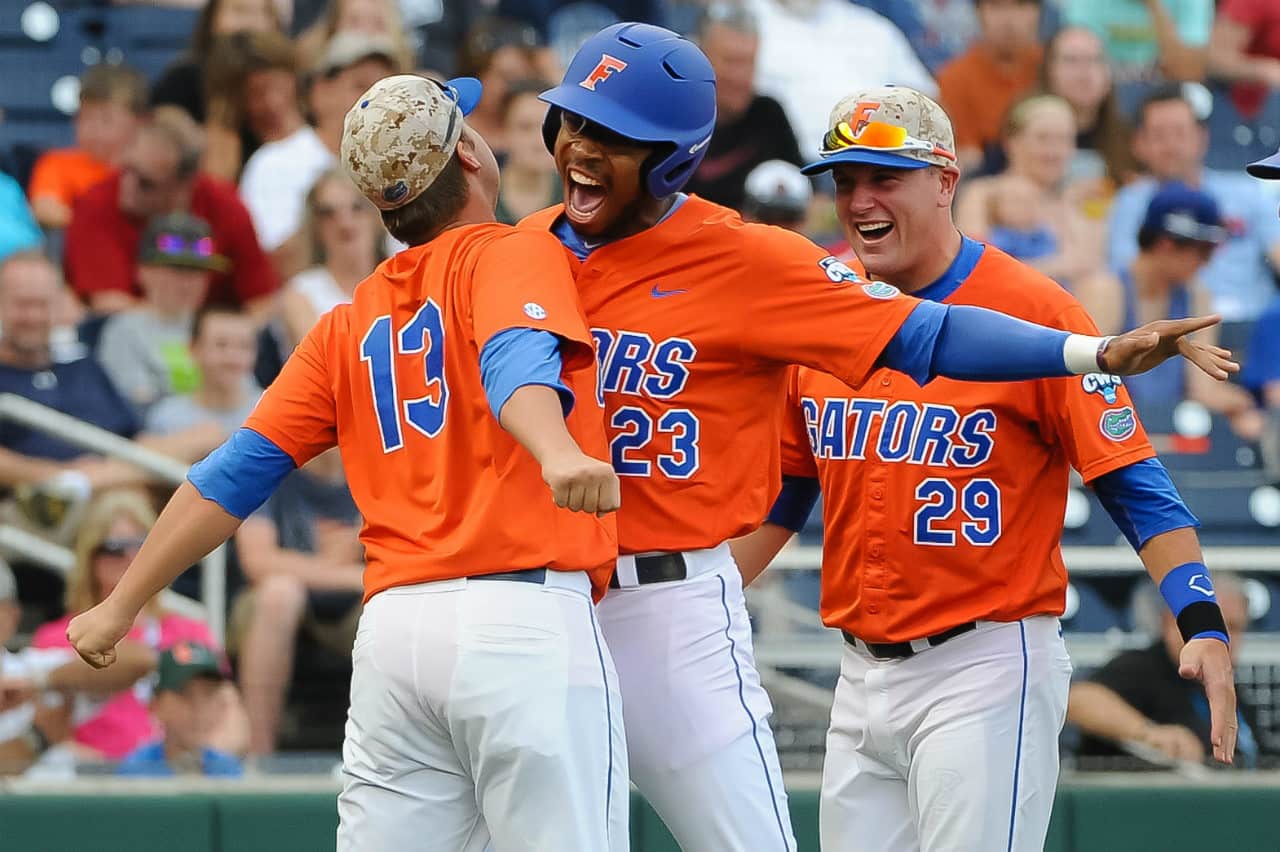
580 55 628 91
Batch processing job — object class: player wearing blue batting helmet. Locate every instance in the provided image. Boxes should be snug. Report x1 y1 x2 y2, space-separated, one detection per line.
540 22 716 201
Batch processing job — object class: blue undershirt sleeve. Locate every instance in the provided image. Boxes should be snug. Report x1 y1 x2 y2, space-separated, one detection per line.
765 475 822 533
878 302 1073 386
1091 457 1200 552
187 428 297 520
480 328 575 421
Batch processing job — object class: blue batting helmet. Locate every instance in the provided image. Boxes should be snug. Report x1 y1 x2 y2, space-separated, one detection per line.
539 22 716 198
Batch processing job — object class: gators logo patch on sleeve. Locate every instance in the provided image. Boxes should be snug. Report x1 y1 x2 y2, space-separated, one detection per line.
1099 407 1137 441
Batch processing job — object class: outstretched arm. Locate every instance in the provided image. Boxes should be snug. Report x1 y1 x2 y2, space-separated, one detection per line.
880 301 1236 386
68 430 298 668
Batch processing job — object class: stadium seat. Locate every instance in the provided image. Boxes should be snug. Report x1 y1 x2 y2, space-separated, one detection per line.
103 4 196 49
1062 578 1128 633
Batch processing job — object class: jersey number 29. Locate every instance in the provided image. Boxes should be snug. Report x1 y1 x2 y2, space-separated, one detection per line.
913 478 1001 546
360 302 449 452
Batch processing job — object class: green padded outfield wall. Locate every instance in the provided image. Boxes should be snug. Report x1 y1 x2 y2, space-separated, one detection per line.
0 784 1277 851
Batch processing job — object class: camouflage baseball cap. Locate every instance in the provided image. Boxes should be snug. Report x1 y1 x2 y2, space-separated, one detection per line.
341 74 483 211
801 85 957 175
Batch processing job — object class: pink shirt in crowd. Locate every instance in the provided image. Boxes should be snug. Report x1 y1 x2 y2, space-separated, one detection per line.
33 612 217 760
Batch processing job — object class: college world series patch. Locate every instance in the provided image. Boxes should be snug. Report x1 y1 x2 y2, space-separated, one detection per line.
1099 407 1137 441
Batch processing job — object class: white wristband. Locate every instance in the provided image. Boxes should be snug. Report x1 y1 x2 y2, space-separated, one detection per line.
1063 334 1108 375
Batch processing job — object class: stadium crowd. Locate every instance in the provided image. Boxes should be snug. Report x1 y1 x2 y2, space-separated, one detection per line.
1 0 1279 777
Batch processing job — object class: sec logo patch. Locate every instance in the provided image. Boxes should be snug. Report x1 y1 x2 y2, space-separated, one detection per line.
1099 406 1136 441
861 281 900 300
523 303 547 320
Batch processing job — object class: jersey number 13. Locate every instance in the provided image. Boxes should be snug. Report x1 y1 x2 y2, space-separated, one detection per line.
360 301 449 453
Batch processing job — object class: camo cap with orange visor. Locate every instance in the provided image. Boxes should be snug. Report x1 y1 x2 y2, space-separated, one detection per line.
800 85 957 174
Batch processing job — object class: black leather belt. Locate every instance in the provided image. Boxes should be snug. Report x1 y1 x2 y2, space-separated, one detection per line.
471 568 547 584
609 553 688 589
842 622 977 660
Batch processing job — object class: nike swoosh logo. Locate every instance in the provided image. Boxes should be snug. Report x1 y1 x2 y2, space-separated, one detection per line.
689 135 712 154
651 284 688 298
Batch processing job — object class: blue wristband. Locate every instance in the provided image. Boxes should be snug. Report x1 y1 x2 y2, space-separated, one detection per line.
1159 562 1229 644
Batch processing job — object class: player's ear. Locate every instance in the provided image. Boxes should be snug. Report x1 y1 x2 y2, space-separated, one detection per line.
454 127 483 174
936 165 961 208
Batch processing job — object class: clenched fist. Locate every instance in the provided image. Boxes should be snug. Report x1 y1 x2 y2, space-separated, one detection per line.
542 451 622 515
66 600 135 670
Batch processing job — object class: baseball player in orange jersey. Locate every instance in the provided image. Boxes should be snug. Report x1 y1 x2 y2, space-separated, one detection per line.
64 76 632 851
733 87 1241 852
520 22 1237 852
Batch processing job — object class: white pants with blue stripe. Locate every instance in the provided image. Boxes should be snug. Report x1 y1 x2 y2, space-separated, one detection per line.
336 571 629 852
599 543 796 852
821 616 1072 852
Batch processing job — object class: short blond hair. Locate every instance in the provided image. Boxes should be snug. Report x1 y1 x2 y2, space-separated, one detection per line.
64 489 158 615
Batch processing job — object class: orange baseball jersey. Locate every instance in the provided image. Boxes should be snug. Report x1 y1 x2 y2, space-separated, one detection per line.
781 241 1156 643
244 224 618 601
521 195 920 554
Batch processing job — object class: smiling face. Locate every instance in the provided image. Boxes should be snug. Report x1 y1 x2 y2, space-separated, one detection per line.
552 110 666 239
832 162 960 288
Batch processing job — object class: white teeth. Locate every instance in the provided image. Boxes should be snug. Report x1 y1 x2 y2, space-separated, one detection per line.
569 169 603 187
857 222 892 233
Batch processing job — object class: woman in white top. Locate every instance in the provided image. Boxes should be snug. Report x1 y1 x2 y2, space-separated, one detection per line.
280 169 387 349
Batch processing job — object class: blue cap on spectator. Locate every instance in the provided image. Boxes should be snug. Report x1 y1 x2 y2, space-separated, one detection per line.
1140 182 1226 244
1247 147 1280 180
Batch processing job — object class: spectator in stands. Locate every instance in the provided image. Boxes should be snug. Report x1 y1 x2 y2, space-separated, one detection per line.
956 94 1105 286
1038 26 1139 192
0 172 41 262
740 159 812 232
0 253 220 530
31 490 248 762
1064 0 1211 83
117 641 243 777
1108 85 1280 322
497 0 666 68
747 0 937 157
235 31 336 275
683 3 805 213
0 557 159 776
984 174 1060 263
308 33 404 158
279 170 385 348
894 0 980 73
151 0 284 173
938 0 1044 173
456 17 553 153
145 308 261 441
1208 0 1280 119
1082 184 1264 440
63 113 278 320
232 450 361 755
1069 573 1269 768
298 0 416 72
494 81 561 225
96 214 226 412
27 65 148 231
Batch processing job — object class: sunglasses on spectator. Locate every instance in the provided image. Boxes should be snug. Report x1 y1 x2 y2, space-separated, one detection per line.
155 234 216 257
96 536 146 557
821 120 956 162
560 111 645 149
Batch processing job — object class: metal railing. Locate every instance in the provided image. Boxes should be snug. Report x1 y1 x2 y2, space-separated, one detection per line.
0 393 225 642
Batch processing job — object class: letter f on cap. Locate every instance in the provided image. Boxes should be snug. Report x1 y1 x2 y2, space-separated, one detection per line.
580 54 628 91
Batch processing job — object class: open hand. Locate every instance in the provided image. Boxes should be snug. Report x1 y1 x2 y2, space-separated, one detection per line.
1179 637 1237 764
1099 315 1238 380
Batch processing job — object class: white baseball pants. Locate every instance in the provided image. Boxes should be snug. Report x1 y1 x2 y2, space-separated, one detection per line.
336 571 629 852
821 615 1072 852
598 543 797 852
